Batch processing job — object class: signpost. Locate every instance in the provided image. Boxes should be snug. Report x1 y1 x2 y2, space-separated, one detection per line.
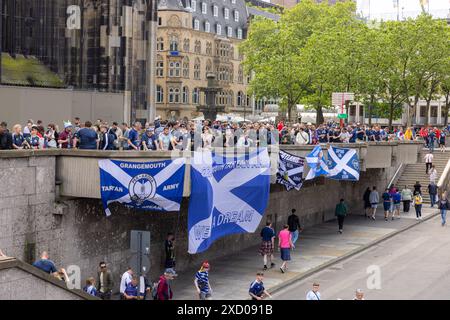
332 92 354 128
130 230 151 297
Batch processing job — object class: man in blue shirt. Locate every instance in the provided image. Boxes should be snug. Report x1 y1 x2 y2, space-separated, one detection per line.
33 251 57 274
74 121 99 150
127 122 142 151
259 222 276 270
249 272 271 300
142 128 158 151
123 276 143 300
317 125 328 143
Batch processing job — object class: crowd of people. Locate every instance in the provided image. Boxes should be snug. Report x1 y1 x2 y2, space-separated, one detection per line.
1 117 449 151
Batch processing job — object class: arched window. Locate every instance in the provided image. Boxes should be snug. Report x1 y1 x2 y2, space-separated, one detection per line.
182 86 189 104
156 55 164 77
213 5 218 17
205 59 212 77
183 38 190 52
192 88 200 104
169 61 181 77
156 85 164 103
194 19 200 30
238 65 243 84
202 2 207 14
229 91 234 106
194 58 201 80
169 35 179 51
206 42 212 55
169 88 180 103
194 40 201 54
157 37 164 51
182 57 190 78
237 91 243 106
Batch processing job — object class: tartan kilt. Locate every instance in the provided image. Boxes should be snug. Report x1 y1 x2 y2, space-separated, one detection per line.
259 241 274 256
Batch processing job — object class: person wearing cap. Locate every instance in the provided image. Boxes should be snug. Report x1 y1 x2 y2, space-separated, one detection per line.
142 127 158 151
58 122 73 149
156 269 177 300
249 272 271 300
194 261 212 300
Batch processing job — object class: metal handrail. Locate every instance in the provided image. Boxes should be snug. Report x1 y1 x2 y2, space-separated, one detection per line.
387 163 404 189
437 157 450 191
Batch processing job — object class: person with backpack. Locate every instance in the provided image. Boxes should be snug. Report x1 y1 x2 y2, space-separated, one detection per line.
414 192 423 220
155 269 177 300
194 261 212 300
438 193 449 227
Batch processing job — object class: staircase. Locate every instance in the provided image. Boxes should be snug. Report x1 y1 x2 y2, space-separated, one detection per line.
395 149 450 204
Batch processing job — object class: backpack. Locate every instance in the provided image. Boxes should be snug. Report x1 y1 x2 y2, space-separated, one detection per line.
414 195 422 205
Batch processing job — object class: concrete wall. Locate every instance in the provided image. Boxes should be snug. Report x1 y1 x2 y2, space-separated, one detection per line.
0 147 405 293
0 86 125 128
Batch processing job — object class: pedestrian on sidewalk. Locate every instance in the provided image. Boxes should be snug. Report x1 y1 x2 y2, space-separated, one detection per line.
369 186 379 220
119 267 133 300
428 182 438 207
401 185 413 213
97 262 113 300
363 187 371 218
429 166 438 184
156 269 177 300
414 192 423 220
439 132 446 152
438 193 449 226
335 199 348 234
278 225 293 273
353 289 365 300
392 190 402 220
287 209 303 249
194 261 212 300
164 233 176 272
249 272 272 300
414 181 422 195
382 188 391 221
424 152 434 174
259 221 276 271
306 283 321 300
123 276 143 300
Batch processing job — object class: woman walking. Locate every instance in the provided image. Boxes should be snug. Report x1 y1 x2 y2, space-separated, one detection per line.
401 186 413 213
278 225 293 273
438 193 449 227
414 192 423 220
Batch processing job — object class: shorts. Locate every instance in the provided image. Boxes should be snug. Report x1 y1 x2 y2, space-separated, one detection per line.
280 248 291 261
394 203 401 210
199 291 212 300
371 203 378 209
383 202 391 211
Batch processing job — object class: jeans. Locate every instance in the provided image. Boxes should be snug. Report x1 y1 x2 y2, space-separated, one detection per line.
403 200 410 212
290 230 299 245
415 205 422 218
430 194 436 207
441 209 447 225
429 140 435 152
337 216 345 230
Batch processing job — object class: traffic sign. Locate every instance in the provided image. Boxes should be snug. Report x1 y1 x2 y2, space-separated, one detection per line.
337 113 348 119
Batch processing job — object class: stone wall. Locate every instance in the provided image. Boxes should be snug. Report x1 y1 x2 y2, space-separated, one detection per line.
0 152 397 294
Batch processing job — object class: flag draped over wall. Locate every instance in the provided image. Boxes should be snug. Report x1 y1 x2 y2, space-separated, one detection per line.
326 146 360 181
98 159 186 216
276 150 305 191
188 148 271 254
305 146 329 180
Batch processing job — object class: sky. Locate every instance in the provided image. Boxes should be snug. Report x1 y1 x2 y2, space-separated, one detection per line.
356 0 450 20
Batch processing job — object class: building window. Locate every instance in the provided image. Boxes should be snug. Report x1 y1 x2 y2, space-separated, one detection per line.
227 26 232 38
156 85 164 103
237 91 243 107
206 59 212 77
183 39 190 52
169 88 181 103
194 19 200 30
182 57 190 78
234 10 239 22
194 40 201 54
205 21 210 33
213 5 218 17
169 35 179 51
224 8 229 19
194 58 201 80
157 37 164 51
183 86 189 104
237 28 242 40
238 65 243 83
169 61 181 77
431 106 438 117
156 55 164 77
193 88 200 104
216 24 222 35
202 2 207 14
206 42 212 55
192 0 197 11
158 17 162 25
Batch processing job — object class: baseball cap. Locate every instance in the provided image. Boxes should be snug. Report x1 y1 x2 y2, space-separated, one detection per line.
164 268 178 277
146 127 155 132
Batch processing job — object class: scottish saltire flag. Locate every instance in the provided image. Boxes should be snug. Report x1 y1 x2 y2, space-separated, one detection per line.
305 146 329 180
327 146 360 181
276 150 304 191
188 148 271 254
98 159 186 216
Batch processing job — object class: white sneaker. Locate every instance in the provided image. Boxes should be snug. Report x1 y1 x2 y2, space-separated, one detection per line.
416 217 419 220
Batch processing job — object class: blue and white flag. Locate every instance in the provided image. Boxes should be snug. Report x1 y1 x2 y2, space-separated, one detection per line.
305 145 329 180
276 150 304 191
327 146 360 181
188 148 271 254
98 159 186 216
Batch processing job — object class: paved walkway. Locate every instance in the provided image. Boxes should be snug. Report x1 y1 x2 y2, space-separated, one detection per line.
171 206 439 300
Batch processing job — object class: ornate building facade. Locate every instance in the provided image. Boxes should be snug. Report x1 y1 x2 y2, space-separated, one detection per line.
155 0 251 120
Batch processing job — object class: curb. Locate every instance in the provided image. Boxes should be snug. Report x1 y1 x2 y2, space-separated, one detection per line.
266 211 440 297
